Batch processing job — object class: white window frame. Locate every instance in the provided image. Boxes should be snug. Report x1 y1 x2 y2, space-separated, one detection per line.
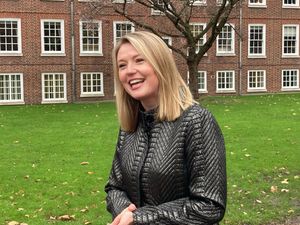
151 0 169 15
248 0 267 7
0 73 24 105
190 23 206 54
197 71 207 93
78 0 101 2
190 0 207 6
283 0 300 8
247 70 267 92
0 18 22 56
42 0 65 2
217 0 229 6
112 0 133 3
248 24 266 58
79 20 102 56
216 70 235 93
40 19 65 56
113 21 135 46
80 72 104 97
282 24 299 57
41 73 67 103
216 23 235 56
281 69 300 91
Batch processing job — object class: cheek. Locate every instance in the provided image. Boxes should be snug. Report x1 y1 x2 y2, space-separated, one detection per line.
118 72 127 84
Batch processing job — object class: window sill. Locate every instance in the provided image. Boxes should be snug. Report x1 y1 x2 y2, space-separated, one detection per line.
80 53 103 57
282 6 300 9
41 53 66 57
0 53 23 57
248 55 267 59
282 55 300 58
198 90 208 94
80 93 104 97
247 89 267 93
216 53 236 57
281 88 300 92
41 100 68 104
0 101 25 105
248 5 267 8
216 90 236 94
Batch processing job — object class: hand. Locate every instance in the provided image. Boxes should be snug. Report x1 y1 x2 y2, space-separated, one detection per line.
110 204 136 225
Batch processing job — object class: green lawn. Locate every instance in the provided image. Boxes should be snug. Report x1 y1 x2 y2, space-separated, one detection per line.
0 93 299 225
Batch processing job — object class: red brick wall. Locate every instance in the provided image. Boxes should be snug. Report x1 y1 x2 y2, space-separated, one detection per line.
1 0 299 104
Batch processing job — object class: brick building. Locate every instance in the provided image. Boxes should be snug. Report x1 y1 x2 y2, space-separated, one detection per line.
0 0 299 105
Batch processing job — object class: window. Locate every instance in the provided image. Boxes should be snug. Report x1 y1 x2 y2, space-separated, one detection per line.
41 19 65 56
217 0 229 5
283 0 300 8
0 73 24 104
247 70 266 92
216 71 235 92
0 19 22 56
113 21 134 46
162 36 172 51
190 23 206 53
41 0 65 2
80 72 104 97
112 0 133 3
248 0 267 7
151 0 169 15
190 0 207 5
42 73 67 103
80 21 102 56
197 71 207 93
217 24 235 55
282 25 299 57
248 24 266 57
282 69 299 90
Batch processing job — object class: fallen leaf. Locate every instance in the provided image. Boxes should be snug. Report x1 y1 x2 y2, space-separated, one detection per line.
88 171 95 175
80 162 89 165
281 179 289 184
84 221 92 225
58 214 75 221
281 189 289 192
294 175 299 179
256 199 262 204
8 221 19 225
288 209 295 214
80 207 89 213
270 186 278 193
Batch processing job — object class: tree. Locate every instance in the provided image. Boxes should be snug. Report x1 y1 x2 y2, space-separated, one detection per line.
85 0 242 99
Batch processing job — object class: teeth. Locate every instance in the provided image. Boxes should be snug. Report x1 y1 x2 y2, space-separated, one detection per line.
129 79 143 85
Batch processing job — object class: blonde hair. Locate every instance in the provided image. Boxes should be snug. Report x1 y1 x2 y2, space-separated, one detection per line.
113 31 195 132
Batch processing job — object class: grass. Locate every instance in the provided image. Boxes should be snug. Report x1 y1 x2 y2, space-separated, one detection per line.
0 93 299 225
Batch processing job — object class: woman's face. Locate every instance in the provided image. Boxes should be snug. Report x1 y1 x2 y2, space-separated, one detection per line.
117 43 159 111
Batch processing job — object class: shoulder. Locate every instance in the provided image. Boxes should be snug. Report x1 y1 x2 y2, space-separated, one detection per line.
182 103 213 122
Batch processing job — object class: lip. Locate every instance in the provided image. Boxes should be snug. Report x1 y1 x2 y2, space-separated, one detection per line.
128 78 145 88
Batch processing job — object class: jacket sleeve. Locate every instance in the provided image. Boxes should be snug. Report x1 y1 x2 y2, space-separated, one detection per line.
105 130 132 219
132 108 227 225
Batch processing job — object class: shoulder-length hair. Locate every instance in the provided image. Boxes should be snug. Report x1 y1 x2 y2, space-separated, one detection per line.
113 31 195 132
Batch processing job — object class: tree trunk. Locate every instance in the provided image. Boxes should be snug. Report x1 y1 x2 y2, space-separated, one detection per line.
187 60 200 100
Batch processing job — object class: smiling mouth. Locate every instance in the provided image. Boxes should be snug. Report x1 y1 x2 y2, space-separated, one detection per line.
129 79 144 88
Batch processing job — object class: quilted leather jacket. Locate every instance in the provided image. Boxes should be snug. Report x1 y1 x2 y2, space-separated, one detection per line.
105 104 227 225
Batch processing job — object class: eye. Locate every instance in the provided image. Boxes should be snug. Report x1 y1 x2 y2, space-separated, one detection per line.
118 63 126 70
136 57 144 64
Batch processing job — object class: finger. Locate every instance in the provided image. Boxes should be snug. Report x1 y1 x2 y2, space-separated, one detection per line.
111 214 121 225
127 203 136 211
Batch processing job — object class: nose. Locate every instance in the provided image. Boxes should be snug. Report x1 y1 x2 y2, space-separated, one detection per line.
125 63 137 75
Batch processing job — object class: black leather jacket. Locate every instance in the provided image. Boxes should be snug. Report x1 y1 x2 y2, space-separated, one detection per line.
105 104 226 225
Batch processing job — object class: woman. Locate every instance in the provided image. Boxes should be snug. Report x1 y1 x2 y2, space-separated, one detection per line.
105 31 226 225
